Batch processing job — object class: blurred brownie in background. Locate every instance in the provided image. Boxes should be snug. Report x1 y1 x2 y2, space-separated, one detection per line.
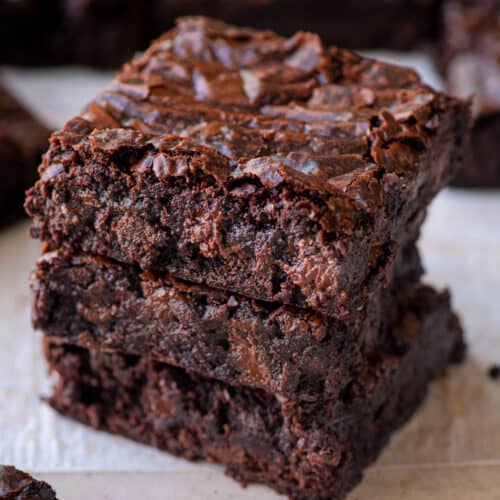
0 0 61 65
0 0 152 67
440 0 500 187
60 0 152 67
1 0 440 67
160 0 441 50
0 85 49 228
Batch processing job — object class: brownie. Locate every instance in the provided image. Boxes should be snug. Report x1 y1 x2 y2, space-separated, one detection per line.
0 85 50 228
0 1 60 66
0 0 152 67
0 465 57 500
159 0 441 51
45 284 464 500
25 17 468 318
31 243 422 401
439 0 500 187
59 0 152 68
0 1 441 67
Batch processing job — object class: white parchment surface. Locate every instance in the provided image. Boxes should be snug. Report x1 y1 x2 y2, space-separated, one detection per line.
0 55 499 499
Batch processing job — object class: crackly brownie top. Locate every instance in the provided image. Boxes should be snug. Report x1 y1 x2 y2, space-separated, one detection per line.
443 0 500 120
48 17 460 209
0 85 49 159
0 465 57 499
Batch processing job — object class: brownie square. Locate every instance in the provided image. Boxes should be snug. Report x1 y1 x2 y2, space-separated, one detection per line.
439 0 500 187
0 85 49 228
44 284 464 500
25 17 468 318
31 242 422 401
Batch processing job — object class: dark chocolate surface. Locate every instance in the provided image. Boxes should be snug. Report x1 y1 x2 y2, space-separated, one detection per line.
45 284 465 500
26 17 468 317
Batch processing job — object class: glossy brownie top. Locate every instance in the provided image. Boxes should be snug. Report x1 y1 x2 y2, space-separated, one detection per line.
54 16 463 209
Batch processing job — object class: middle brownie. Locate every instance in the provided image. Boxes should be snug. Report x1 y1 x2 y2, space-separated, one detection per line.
32 243 422 401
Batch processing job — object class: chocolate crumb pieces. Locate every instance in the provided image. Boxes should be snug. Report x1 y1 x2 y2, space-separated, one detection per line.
0 465 57 500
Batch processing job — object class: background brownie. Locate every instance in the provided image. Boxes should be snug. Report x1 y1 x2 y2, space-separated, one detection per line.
0 465 57 500
0 0 152 67
25 18 468 318
32 243 422 400
45 284 464 500
0 85 50 228
160 0 441 50
439 0 500 187
0 0 440 67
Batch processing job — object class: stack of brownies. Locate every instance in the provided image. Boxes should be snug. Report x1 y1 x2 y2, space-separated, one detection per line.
26 18 468 500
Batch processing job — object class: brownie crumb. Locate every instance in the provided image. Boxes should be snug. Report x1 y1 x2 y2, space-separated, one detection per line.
0 465 57 499
488 365 500 381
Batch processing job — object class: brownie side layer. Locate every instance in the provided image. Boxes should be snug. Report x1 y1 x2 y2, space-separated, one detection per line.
0 85 50 228
0 465 57 500
31 244 422 401
45 285 465 500
25 17 469 318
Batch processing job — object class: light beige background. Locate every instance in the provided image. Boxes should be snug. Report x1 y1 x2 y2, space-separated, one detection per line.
1 56 499 499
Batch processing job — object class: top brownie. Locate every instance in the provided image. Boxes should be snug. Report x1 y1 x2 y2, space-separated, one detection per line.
25 17 468 317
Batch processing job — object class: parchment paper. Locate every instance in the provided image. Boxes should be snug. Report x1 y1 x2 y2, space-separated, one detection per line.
0 55 499 499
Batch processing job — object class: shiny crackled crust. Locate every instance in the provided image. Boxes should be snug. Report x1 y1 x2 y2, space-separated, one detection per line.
31 243 422 401
26 17 468 317
0 466 57 500
0 85 49 227
45 285 464 500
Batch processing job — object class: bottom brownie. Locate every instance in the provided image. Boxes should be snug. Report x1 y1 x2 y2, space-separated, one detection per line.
45 285 464 500
451 115 500 187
